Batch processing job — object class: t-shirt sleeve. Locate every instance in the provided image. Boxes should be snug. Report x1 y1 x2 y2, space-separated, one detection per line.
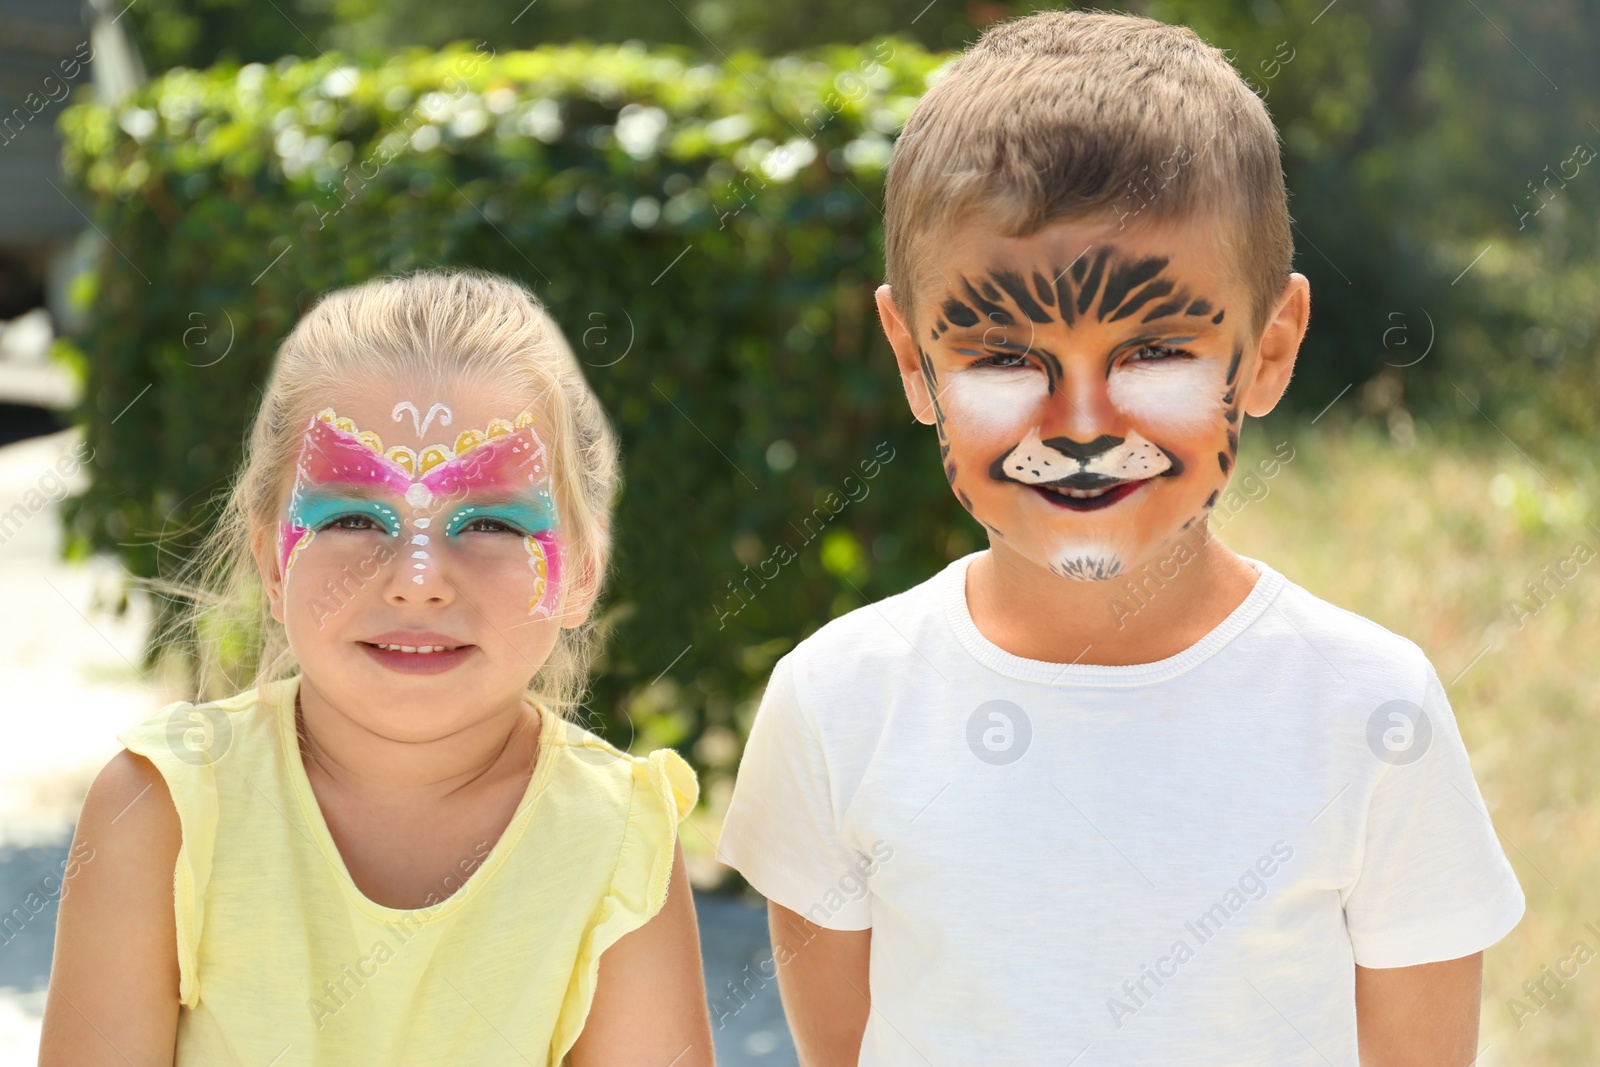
551 747 699 1064
1342 663 1526 969
717 652 872 930
116 700 220 1011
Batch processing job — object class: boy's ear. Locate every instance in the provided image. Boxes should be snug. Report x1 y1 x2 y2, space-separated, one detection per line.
874 284 937 426
1242 272 1311 418
251 527 287 624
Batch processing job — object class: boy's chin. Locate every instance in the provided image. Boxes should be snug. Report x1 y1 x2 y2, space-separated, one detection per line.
989 527 1199 584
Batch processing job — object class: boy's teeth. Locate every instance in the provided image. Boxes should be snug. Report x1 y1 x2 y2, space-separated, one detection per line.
1047 483 1121 498
375 643 454 653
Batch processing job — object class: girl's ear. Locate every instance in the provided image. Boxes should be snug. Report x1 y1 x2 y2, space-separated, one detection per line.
251 527 287 624
558 541 605 631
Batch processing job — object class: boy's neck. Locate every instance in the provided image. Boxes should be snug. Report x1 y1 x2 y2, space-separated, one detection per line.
965 528 1262 668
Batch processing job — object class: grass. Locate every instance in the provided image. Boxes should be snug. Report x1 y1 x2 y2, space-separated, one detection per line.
1225 415 1598 1065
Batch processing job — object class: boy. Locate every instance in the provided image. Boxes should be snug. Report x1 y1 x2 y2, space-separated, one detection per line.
717 10 1524 1066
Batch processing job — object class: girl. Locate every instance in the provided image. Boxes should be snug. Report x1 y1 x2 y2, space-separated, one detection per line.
40 270 715 1066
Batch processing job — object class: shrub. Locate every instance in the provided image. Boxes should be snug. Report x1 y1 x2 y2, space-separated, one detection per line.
57 40 964 788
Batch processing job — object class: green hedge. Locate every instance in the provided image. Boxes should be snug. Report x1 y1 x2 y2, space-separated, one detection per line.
58 40 974 790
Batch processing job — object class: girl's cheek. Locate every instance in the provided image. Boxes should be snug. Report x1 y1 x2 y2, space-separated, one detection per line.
278 521 307 583
525 533 561 618
445 535 562 618
1106 360 1226 438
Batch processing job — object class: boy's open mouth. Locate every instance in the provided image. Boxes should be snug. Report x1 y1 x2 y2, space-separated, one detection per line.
1031 478 1149 511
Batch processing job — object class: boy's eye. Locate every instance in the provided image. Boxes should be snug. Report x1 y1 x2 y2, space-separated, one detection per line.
1126 343 1194 363
970 351 1035 370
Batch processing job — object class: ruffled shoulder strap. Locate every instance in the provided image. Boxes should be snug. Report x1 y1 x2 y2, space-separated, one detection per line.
634 749 698 908
549 747 699 1062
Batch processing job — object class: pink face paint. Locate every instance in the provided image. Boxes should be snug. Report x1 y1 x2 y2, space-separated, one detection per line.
279 416 413 579
278 407 562 614
426 427 562 617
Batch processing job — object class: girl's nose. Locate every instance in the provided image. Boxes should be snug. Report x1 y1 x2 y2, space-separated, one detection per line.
386 516 456 605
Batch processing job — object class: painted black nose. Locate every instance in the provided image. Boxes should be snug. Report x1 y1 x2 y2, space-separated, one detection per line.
1040 435 1124 462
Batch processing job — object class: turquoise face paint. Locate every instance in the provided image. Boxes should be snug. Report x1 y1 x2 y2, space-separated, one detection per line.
290 493 405 537
442 498 559 539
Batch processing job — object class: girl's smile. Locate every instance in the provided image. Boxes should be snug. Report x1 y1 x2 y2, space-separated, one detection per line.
358 628 477 674
359 640 478 674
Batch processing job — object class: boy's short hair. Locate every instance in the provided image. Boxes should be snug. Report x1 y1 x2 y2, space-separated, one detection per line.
884 9 1293 341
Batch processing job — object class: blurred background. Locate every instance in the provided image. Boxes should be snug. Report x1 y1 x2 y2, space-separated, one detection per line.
1 0 1596 1061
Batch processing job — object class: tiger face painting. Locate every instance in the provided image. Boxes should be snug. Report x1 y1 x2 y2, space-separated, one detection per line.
879 212 1284 583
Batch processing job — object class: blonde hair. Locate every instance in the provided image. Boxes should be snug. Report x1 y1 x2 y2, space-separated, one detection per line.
884 9 1293 340
178 269 619 719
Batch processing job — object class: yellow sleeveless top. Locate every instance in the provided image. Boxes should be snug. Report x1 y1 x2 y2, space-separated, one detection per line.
116 676 698 1066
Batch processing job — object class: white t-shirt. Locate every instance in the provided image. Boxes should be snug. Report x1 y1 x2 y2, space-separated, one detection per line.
718 552 1524 1066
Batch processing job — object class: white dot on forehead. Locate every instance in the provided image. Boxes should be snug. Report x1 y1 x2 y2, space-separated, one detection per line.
405 483 433 508
413 518 431 529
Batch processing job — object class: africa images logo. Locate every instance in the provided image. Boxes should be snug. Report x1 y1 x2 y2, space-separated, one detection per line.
966 699 1032 766
1365 699 1432 766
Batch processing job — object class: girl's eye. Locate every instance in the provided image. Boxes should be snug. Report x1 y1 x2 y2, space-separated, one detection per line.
457 517 523 535
296 497 402 536
321 514 382 533
443 500 556 538
1127 344 1194 363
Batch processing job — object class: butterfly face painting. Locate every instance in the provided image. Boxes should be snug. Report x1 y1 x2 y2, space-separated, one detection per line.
278 402 562 622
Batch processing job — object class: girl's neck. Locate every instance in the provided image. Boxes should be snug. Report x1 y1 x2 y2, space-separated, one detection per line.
293 679 541 807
